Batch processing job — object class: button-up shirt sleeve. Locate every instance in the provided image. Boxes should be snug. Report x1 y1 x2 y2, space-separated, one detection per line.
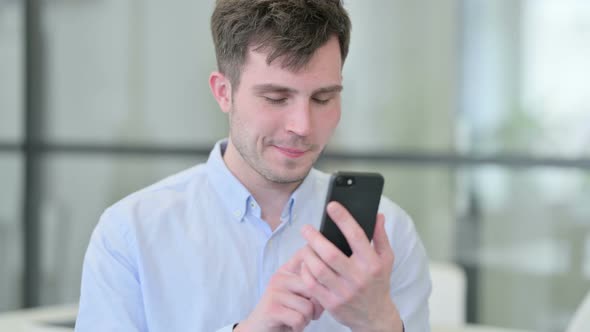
215 324 238 332
75 208 147 332
384 197 432 332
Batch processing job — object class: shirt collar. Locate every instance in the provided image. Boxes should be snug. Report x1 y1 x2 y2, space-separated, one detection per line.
206 138 319 225
286 168 317 225
206 139 251 222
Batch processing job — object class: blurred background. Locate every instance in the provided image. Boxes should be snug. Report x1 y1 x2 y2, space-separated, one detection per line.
1 0 590 331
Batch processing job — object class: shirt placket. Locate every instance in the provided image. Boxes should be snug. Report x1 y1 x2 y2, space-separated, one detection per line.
247 196 293 299
259 231 280 298
258 221 290 299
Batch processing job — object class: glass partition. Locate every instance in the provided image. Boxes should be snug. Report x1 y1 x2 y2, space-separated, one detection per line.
0 1 23 141
0 156 23 311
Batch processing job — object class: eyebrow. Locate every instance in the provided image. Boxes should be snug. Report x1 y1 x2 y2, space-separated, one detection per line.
313 85 343 94
252 84 343 95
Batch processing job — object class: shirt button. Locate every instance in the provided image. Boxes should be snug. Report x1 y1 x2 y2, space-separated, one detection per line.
234 210 241 217
250 202 256 209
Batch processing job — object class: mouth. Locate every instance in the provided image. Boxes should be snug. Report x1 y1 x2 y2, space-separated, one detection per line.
272 145 309 158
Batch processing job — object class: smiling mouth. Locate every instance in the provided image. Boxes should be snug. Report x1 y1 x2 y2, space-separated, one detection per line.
273 145 309 158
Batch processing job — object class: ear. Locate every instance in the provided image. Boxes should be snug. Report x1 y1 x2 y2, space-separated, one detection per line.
209 71 232 113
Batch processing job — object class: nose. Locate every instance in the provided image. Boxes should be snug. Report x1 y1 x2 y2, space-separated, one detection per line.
285 101 312 137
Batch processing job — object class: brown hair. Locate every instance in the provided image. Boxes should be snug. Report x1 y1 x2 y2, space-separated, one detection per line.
211 0 351 87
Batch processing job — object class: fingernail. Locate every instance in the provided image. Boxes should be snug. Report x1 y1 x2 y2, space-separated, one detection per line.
327 202 340 216
301 224 312 236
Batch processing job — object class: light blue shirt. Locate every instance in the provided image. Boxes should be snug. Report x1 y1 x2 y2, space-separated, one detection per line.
76 139 431 332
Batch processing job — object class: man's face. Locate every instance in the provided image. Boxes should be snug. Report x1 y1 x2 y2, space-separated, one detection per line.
225 36 343 184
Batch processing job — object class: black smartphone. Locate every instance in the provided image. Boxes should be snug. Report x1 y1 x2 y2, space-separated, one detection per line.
319 171 384 257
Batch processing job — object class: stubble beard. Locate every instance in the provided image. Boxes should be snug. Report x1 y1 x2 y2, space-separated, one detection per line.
229 109 319 185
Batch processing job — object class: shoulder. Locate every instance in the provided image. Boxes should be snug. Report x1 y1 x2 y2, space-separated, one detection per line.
378 196 414 231
378 195 427 262
95 163 208 238
308 168 332 188
120 163 207 207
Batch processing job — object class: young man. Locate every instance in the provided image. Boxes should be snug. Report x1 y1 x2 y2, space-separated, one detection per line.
76 1 431 331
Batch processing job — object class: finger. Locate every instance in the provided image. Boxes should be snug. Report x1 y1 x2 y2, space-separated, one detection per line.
276 290 314 325
300 262 338 311
310 297 324 320
301 225 350 276
273 305 308 332
372 213 393 259
280 249 305 274
273 270 317 301
299 245 350 297
273 258 325 321
326 201 374 257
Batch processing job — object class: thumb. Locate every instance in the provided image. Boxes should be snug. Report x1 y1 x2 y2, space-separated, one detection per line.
280 247 305 274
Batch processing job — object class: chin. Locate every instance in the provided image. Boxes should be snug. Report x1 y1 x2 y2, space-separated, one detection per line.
267 166 312 184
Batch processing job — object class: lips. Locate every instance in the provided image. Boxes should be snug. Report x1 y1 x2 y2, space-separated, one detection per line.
273 145 308 158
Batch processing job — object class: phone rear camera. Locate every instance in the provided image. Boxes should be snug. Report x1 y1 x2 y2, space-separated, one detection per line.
335 176 355 187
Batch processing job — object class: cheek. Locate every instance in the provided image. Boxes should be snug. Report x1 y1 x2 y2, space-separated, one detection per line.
232 98 265 127
333 108 342 126
315 108 341 136
236 105 284 138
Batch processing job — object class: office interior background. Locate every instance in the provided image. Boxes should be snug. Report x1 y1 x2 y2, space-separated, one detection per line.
1 0 589 331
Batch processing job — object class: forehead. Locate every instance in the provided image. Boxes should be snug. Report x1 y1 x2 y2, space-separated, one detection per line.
239 37 343 91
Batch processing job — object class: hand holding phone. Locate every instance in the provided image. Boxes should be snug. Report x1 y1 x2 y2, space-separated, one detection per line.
319 171 384 256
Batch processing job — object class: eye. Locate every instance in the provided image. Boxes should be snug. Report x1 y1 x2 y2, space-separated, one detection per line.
263 96 287 105
312 97 331 105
